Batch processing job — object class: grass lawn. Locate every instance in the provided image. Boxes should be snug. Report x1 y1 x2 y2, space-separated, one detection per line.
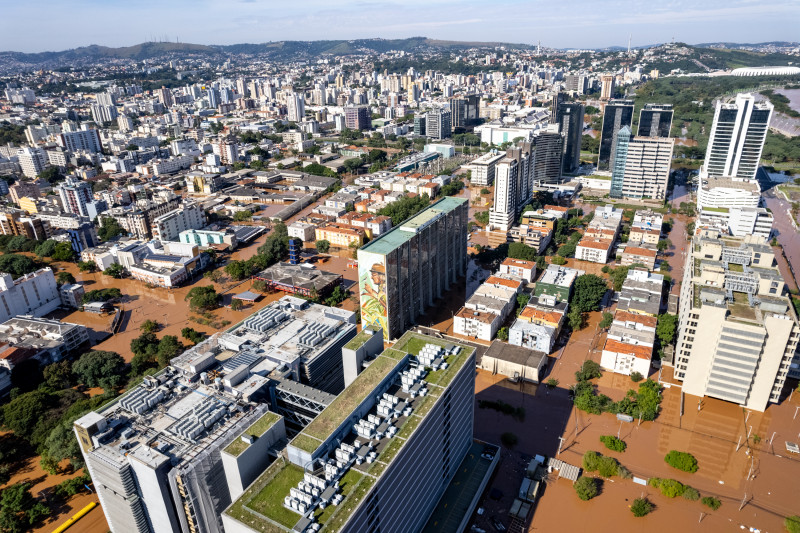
246 464 305 528
225 412 281 457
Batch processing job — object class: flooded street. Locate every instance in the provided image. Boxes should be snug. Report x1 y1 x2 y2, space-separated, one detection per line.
763 190 800 290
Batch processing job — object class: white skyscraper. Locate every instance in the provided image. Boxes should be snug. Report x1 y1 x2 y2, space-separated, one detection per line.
287 92 305 122
703 93 773 181
488 157 519 231
16 147 47 178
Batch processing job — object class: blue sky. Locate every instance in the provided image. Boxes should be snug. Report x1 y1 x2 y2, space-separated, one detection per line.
2 0 799 52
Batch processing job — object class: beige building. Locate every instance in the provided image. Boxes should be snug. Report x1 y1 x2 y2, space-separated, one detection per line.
673 231 800 411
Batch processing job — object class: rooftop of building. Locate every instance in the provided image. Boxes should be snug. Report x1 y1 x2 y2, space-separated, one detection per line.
219 296 355 370
226 332 475 532
700 176 760 193
224 411 283 458
255 262 341 294
359 196 467 256
480 340 547 368
603 338 653 360
538 264 582 287
343 326 381 352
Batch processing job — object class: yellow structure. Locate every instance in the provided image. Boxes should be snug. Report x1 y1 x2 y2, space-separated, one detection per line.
18 196 39 214
315 223 365 248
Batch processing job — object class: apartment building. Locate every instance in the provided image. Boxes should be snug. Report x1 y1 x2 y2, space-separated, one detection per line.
619 245 658 270
534 264 582 302
600 311 657 377
454 275 522 341
0 268 60 323
610 127 674 200
465 151 504 186
673 232 800 411
697 176 761 210
151 202 207 242
509 294 568 353
0 316 89 367
499 257 537 283
358 197 468 340
315 223 366 248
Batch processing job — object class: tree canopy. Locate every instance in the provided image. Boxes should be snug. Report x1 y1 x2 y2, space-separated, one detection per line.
571 274 607 314
72 351 126 391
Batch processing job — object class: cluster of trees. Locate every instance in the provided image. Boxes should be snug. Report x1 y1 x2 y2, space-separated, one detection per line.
0 254 36 278
568 274 608 330
303 162 339 178
0 481 50 532
439 178 465 197
181 327 207 345
97 217 127 241
582 450 631 479
185 286 221 312
571 361 664 421
82 288 122 303
130 332 186 374
377 193 430 225
648 477 700 500
223 222 290 280
631 497 653 517
573 476 598 501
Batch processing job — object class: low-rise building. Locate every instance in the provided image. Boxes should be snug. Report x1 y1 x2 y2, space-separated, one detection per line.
534 264 582 302
287 222 317 242
509 294 568 353
478 340 547 383
0 316 89 368
315 223 365 248
454 275 522 341
499 257 537 283
600 311 657 377
619 245 658 270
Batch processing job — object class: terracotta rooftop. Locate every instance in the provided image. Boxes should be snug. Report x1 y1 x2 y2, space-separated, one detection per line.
519 306 565 325
623 246 658 258
577 238 613 250
502 257 536 269
603 339 653 360
484 276 523 290
455 307 497 324
614 310 658 328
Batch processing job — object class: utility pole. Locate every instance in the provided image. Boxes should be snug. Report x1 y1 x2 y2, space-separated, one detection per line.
557 436 564 456
736 435 742 452
739 492 747 511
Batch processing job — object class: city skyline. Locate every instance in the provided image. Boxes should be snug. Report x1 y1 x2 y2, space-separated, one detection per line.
2 0 799 53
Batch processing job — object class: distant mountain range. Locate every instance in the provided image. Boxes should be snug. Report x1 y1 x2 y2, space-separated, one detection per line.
0 38 796 66
0 38 536 64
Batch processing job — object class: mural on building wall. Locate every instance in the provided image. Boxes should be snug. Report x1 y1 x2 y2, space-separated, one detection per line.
358 252 388 338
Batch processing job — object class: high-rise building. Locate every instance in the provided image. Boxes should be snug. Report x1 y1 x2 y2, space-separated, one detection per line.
558 102 584 175
600 75 615 100
222 331 477 533
57 176 93 218
344 105 370 131
703 93 772 181
207 88 220 109
489 157 519 231
287 92 305 122
358 197 468 340
16 147 47 178
58 128 103 153
156 86 174 108
550 91 566 124
565 74 587 94
533 131 563 184
425 108 452 140
413 114 426 136
673 232 800 411
96 92 116 107
598 99 634 171
465 151 504 186
449 97 466 128
638 103 673 137
610 127 674 200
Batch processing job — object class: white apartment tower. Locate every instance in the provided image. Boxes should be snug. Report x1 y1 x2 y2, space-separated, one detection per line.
673 232 800 411
16 147 47 178
287 92 305 122
489 157 519 231
703 93 772 181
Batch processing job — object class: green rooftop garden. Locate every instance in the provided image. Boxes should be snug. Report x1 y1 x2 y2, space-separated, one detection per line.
313 469 363 526
245 463 305 528
324 475 376 533
344 329 376 351
703 206 730 213
727 263 744 272
225 412 282 457
290 433 324 454
225 458 293 533
299 354 403 444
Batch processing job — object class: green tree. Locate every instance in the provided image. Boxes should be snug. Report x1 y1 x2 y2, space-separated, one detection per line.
77 261 97 272
73 351 126 391
656 314 678 347
233 210 253 222
474 211 490 226
315 239 330 254
343 158 363 174
682 486 700 501
97 217 126 241
0 482 46 531
649 477 686 498
599 435 626 452
574 476 598 501
631 497 653 517
568 308 584 330
51 242 75 262
0 390 55 444
225 260 253 280
575 360 602 381
507 241 537 261
34 240 57 258
0 255 36 278
571 274 607 313
664 450 698 473
156 335 184 367
43 360 74 389
104 263 125 279
377 194 430 225
496 327 509 341
599 312 613 329
231 299 244 311
701 497 721 510
56 271 76 285
185 286 221 311
785 516 800 533
140 319 160 334
657 238 672 252
181 327 206 344
630 371 644 382
551 255 567 265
